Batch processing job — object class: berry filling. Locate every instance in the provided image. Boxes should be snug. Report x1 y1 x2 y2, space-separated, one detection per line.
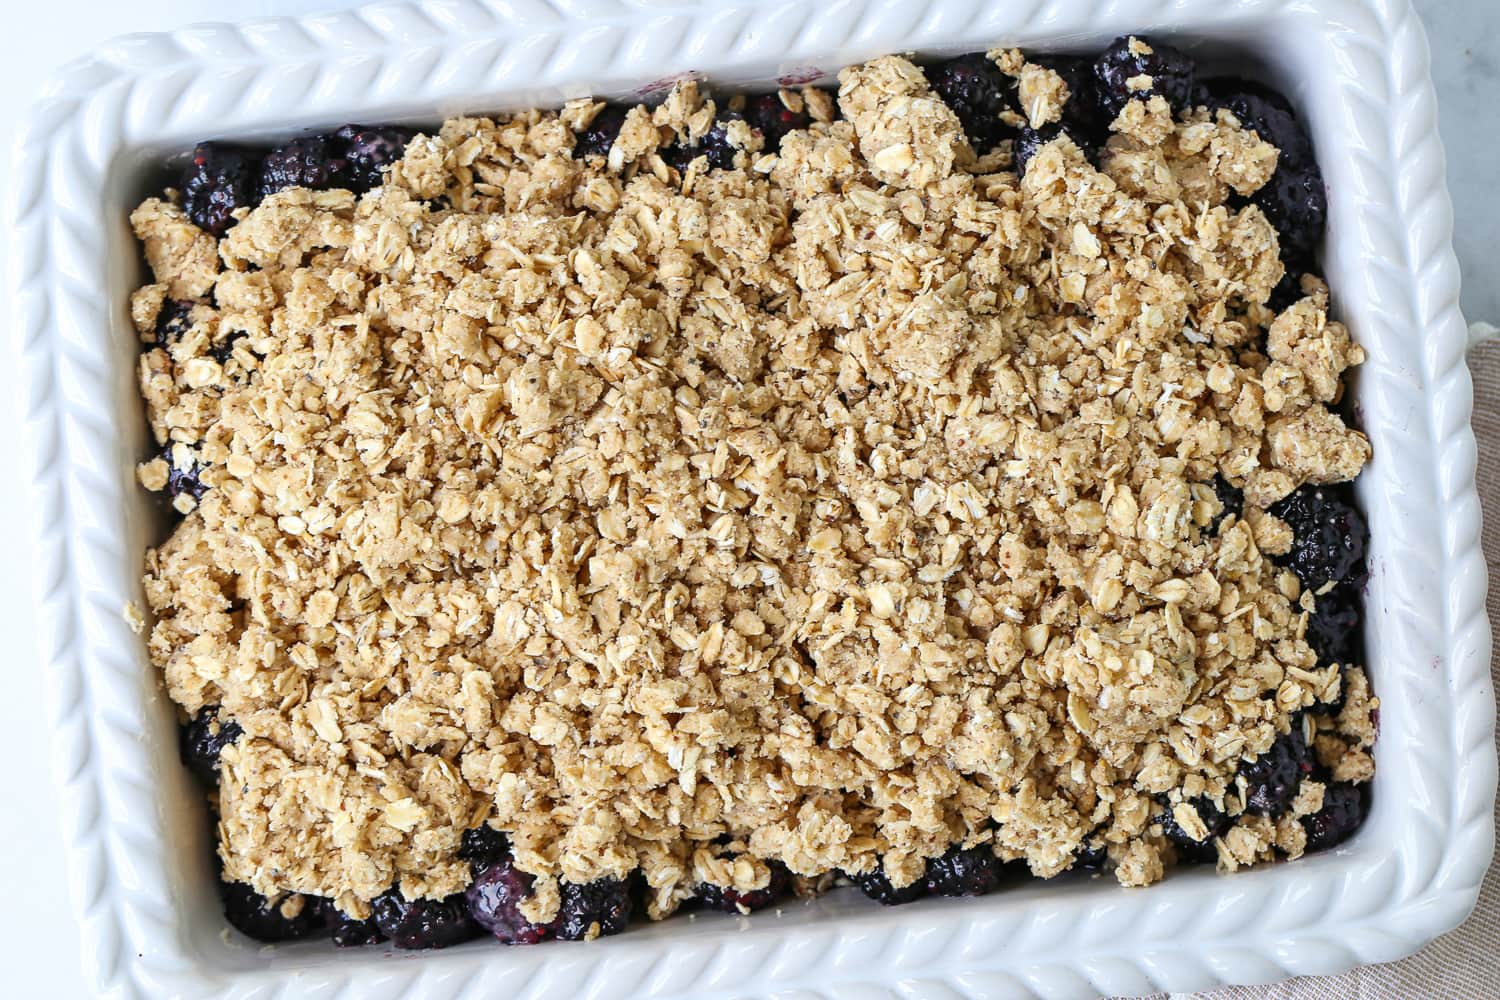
181 143 257 236
220 881 325 943
573 104 630 159
179 706 241 782
372 888 478 950
1159 797 1230 863
1239 721 1314 817
695 860 792 914
1269 483 1369 593
556 877 633 940
465 855 554 945
924 845 1005 897
1302 782 1367 851
851 867 929 906
1092 35 1197 120
926 53 1019 152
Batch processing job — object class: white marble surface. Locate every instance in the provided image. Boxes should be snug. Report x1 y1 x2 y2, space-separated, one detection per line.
0 2 1493 998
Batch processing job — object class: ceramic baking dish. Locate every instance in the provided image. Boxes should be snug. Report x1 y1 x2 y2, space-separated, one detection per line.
12 0 1495 996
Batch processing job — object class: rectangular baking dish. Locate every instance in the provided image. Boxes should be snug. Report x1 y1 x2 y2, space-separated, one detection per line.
12 0 1494 997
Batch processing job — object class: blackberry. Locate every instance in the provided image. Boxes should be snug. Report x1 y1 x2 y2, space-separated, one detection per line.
257 135 339 200
663 123 739 172
465 855 554 945
851 867 928 906
1269 484 1368 592
220 881 324 942
573 104 630 160
371 888 478 950
1269 254 1316 313
924 844 1003 897
333 125 415 193
1201 78 1326 259
1031 54 1107 141
457 824 509 868
735 93 812 151
153 299 196 348
1159 797 1228 863
1239 721 1312 817
179 706 242 782
160 443 208 505
1202 78 1313 166
926 53 1018 152
556 877 633 940
209 331 250 367
1014 123 1095 177
695 860 791 913
1306 583 1362 674
1208 475 1244 533
1092 35 1197 121
1073 838 1108 871
323 903 387 948
181 142 259 236
1302 782 1367 851
1252 163 1327 260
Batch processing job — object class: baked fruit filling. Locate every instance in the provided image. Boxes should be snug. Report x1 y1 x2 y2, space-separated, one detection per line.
129 35 1376 950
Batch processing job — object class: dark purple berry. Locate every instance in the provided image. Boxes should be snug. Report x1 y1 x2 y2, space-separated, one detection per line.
1014 123 1096 177
734 93 812 151
180 706 241 782
257 135 339 200
153 299 196 348
1252 162 1327 259
556 877 633 940
850 866 927 905
1240 721 1312 817
1302 782 1367 851
220 881 324 942
695 860 791 913
1030 54 1107 140
1269 255 1316 312
209 331 251 367
465 856 554 944
1093 35 1197 121
181 143 258 236
1208 475 1244 533
1159 797 1229 863
371 888 478 950
333 125 415 194
574 104 630 160
323 903 387 947
1307 584 1362 672
1200 79 1326 259
663 123 740 173
1202 78 1313 166
1073 840 1108 871
1307 584 1362 712
1269 483 1368 592
160 443 208 505
924 844 1003 896
926 53 1018 152
458 824 509 868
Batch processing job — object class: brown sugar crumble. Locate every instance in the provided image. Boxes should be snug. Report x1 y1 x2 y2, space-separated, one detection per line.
131 48 1377 931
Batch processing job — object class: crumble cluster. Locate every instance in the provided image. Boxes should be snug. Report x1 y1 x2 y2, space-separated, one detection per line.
131 53 1375 922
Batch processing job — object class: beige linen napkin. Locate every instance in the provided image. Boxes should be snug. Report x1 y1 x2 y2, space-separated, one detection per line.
1123 339 1500 1000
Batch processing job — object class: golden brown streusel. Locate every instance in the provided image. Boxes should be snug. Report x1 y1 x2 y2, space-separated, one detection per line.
131 53 1374 921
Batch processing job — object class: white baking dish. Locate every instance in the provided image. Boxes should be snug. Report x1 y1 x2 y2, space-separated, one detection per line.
11 0 1494 997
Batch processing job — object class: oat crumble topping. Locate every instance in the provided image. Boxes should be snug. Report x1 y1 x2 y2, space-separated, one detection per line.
131 52 1376 923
